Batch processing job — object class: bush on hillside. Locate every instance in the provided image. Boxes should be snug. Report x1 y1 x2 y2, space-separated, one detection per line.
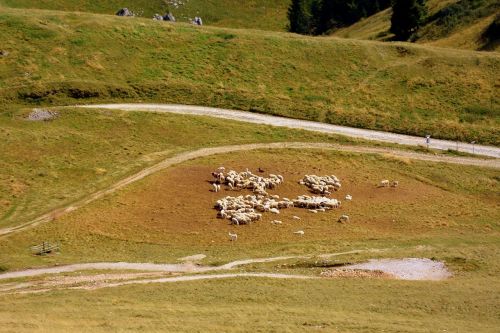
288 0 314 34
288 0 391 35
481 14 500 49
426 0 499 37
390 0 427 41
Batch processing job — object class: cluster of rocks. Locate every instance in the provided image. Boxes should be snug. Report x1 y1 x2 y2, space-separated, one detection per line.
192 17 203 26
320 269 391 279
115 3 202 25
299 175 341 195
26 109 59 122
153 13 176 22
116 8 134 17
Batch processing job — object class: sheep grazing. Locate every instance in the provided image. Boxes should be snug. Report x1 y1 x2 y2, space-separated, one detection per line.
269 208 280 214
300 175 341 195
271 220 283 225
293 195 341 210
212 183 221 192
378 180 390 188
391 180 399 188
345 194 352 201
292 216 301 220
309 209 318 213
214 195 293 225
338 215 350 223
293 230 305 236
211 168 284 196
228 232 238 241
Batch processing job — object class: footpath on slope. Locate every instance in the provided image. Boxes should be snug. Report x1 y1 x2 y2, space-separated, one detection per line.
79 104 500 158
1 142 499 237
0 251 452 294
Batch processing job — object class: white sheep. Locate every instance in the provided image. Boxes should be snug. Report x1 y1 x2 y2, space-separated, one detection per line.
345 194 352 201
391 180 399 188
379 180 390 187
292 216 301 220
293 230 305 236
300 175 341 195
338 215 350 223
271 220 282 225
228 232 237 241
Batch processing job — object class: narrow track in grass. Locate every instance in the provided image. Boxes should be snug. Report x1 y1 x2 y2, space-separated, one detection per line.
0 250 452 294
0 250 368 281
1 141 498 237
79 104 500 158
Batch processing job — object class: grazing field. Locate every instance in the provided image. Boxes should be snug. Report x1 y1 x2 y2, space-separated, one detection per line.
0 107 363 230
0 8 499 144
0 2 499 331
1 149 498 269
1 275 499 332
0 0 289 31
0 148 499 331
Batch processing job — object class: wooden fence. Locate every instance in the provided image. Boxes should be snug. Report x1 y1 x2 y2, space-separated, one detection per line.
31 242 60 255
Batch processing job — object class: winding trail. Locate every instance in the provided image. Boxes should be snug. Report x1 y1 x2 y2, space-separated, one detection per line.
0 250 369 281
80 104 500 158
1 141 498 237
0 250 452 294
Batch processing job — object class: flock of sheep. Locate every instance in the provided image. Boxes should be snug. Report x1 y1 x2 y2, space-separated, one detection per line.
210 167 398 241
211 168 350 232
211 167 283 196
299 175 341 195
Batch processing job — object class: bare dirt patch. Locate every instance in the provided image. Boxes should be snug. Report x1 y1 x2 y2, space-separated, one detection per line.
67 149 468 247
341 258 452 280
320 269 394 279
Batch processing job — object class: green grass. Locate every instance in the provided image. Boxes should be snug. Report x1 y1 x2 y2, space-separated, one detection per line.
0 117 498 332
333 0 500 51
0 0 289 31
0 274 499 332
0 7 499 145
0 106 361 230
1 147 498 270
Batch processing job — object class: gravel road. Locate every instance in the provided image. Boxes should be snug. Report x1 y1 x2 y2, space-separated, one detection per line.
80 104 500 158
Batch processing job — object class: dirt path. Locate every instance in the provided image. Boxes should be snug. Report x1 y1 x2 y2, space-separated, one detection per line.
79 104 500 158
1 141 498 237
2 273 317 295
0 254 452 294
0 250 370 280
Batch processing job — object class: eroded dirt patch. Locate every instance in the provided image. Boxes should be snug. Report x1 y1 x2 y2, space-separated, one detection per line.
339 258 452 280
320 269 394 279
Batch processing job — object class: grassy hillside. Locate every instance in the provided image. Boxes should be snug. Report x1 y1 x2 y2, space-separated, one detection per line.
0 148 498 331
0 0 289 31
2 146 498 268
0 8 498 145
334 0 500 51
0 0 164 16
0 107 354 230
1 274 499 332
